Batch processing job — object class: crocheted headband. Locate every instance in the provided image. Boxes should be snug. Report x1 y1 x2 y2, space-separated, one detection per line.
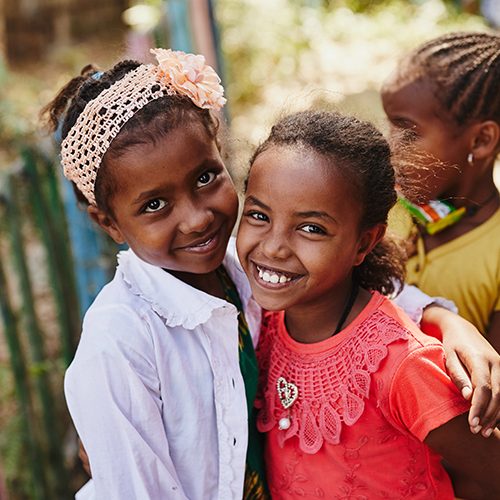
61 48 226 205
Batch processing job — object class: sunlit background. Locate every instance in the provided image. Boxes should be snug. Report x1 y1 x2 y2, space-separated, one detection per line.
0 1 497 498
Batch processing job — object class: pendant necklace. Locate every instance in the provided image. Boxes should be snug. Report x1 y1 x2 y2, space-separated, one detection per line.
277 282 359 430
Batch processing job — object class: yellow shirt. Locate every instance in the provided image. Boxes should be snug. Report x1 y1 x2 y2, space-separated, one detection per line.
391 205 500 335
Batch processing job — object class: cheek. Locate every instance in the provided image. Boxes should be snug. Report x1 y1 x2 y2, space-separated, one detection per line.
133 220 175 248
236 219 262 268
218 182 239 220
236 222 251 263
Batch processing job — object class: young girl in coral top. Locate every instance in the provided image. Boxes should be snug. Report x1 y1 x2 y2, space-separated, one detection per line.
236 110 500 499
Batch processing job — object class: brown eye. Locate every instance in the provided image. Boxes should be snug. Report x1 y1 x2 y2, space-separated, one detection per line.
300 224 325 235
144 199 167 213
197 171 216 187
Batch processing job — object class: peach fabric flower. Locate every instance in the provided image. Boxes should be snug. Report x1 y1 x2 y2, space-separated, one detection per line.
151 48 226 110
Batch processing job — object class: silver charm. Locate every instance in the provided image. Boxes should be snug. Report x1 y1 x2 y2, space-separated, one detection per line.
277 377 298 409
277 377 298 431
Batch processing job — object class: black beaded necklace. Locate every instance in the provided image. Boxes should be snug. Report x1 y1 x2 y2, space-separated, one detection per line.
332 281 359 336
465 190 499 217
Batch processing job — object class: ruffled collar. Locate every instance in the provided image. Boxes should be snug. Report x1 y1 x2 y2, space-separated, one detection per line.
116 237 255 330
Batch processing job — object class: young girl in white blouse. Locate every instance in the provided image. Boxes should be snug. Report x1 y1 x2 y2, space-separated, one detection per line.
44 49 500 499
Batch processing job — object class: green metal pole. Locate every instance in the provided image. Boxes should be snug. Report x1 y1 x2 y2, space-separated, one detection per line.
0 203 47 500
6 174 71 499
38 151 81 350
21 148 76 366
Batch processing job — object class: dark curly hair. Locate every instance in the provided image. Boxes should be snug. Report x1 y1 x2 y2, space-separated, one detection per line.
247 110 406 296
42 60 220 214
393 31 500 126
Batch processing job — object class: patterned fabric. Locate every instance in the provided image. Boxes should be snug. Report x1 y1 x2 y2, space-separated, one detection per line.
216 266 270 499
256 309 409 453
256 293 469 499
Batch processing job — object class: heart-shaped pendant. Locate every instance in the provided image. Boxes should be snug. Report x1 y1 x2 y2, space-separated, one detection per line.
277 377 298 409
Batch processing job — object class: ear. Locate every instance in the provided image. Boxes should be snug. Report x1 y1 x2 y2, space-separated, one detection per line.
354 223 387 267
469 120 500 161
87 205 126 244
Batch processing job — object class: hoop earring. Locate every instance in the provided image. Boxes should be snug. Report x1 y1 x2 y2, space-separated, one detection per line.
467 152 474 166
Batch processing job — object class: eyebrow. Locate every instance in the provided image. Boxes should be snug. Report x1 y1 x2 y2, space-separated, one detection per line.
133 188 166 205
245 195 270 210
246 196 337 224
296 210 337 224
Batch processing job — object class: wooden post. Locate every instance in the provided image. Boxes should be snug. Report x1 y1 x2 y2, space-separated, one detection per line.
0 0 5 62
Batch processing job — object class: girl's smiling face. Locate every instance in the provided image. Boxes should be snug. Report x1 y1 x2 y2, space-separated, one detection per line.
236 145 376 314
91 121 238 276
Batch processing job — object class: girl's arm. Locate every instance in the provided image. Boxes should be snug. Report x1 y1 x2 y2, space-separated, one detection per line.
393 284 500 435
421 306 500 437
425 413 500 499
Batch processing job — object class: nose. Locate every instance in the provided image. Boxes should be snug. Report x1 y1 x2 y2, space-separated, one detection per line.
177 200 215 235
261 226 292 260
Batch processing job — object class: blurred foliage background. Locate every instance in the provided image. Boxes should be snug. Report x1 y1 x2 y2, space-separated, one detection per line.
0 0 495 498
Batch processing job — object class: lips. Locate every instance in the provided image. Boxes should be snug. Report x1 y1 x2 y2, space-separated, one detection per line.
178 228 222 254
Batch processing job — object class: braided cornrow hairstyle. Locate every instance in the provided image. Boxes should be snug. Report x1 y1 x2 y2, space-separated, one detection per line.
248 111 406 296
42 60 220 213
402 31 500 126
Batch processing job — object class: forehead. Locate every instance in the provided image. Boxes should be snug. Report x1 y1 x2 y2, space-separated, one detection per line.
105 122 221 203
382 78 436 114
247 145 360 212
111 121 217 167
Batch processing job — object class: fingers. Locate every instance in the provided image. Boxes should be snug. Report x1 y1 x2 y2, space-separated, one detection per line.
476 362 500 437
469 381 491 434
467 358 500 436
78 439 92 477
445 351 473 400
445 351 499 436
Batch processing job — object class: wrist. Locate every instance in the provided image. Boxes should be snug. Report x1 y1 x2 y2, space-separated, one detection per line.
420 305 458 342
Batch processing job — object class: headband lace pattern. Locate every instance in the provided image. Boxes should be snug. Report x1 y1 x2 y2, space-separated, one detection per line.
61 48 226 205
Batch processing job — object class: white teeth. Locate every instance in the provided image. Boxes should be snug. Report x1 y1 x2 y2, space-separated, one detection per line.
194 238 211 247
257 266 292 284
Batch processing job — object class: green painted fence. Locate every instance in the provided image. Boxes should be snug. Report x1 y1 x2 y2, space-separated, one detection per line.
0 146 88 499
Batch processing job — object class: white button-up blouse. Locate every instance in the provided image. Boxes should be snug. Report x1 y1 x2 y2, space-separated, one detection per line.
65 238 261 500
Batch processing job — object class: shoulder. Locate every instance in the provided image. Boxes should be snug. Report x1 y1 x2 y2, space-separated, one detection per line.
378 295 441 349
374 298 469 438
69 256 169 370
368 295 446 382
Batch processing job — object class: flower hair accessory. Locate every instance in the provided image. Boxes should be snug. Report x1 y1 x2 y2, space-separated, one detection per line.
61 48 226 205
152 48 226 110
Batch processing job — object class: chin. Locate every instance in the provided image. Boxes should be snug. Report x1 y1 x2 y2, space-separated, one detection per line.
249 288 290 312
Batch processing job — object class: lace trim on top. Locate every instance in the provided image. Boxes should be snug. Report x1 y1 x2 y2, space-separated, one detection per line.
255 307 410 454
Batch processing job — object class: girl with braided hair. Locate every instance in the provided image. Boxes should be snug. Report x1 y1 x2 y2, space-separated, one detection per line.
236 110 500 499
382 32 500 355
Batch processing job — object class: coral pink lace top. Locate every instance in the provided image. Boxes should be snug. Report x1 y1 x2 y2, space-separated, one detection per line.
256 292 469 499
